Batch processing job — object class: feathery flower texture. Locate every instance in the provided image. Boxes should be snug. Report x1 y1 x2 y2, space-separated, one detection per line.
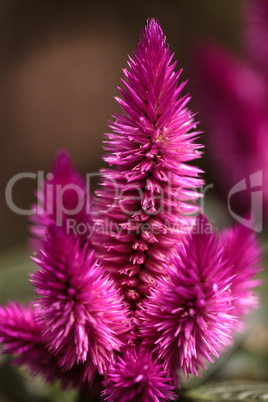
31 225 129 374
93 19 203 307
30 149 92 250
140 215 262 385
0 18 263 402
103 347 176 402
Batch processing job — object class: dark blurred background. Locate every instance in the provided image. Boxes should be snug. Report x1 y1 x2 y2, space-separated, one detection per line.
0 0 244 252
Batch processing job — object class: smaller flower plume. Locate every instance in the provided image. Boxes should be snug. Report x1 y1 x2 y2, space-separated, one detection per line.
221 224 263 319
193 41 268 220
30 150 92 251
193 0 268 222
103 346 176 402
140 215 237 384
0 302 97 389
31 224 130 374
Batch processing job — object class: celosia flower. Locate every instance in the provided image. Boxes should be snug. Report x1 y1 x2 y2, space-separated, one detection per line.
140 215 237 384
102 346 176 402
93 18 203 307
0 302 97 389
0 17 264 401
31 224 130 374
220 224 263 319
30 150 92 251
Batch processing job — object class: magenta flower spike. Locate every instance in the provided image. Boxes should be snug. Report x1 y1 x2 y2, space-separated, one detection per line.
193 41 268 219
140 215 237 384
103 346 176 402
93 18 203 307
30 150 92 251
193 0 268 222
0 302 97 389
31 224 130 374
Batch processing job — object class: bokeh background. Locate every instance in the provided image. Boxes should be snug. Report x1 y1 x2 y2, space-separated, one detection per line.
0 1 268 401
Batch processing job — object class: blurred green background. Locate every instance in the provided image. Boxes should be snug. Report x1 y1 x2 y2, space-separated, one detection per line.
0 0 267 401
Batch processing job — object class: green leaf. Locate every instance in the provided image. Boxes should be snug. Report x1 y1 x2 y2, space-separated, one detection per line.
41 381 77 402
0 358 50 402
183 381 268 401
0 247 35 304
